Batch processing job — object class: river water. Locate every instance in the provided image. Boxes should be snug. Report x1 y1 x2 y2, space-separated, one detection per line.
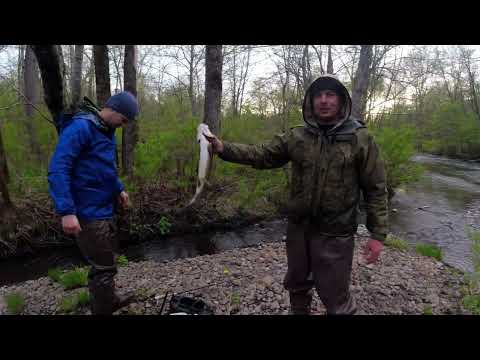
389 154 480 272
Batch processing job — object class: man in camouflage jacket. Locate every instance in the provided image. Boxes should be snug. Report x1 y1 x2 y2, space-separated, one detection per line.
205 75 388 315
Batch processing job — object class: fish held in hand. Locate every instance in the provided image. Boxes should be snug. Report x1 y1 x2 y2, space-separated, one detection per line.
188 123 214 206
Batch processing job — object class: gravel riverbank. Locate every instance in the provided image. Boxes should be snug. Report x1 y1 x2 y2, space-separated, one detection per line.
0 226 470 315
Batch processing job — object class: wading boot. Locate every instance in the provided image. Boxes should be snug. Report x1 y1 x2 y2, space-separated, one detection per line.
289 289 313 315
112 291 137 313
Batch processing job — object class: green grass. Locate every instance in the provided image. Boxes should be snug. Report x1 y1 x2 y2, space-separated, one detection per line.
76 290 91 306
462 230 480 314
415 243 443 261
157 216 171 235
469 229 480 273
422 305 433 315
48 267 63 282
462 295 480 315
117 255 129 267
58 267 89 290
230 292 241 307
385 234 409 251
59 290 91 313
4 293 25 315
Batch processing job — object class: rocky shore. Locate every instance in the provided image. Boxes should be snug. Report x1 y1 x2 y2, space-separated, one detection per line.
0 225 470 315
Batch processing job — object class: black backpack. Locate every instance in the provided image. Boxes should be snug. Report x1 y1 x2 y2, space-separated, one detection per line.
54 97 102 135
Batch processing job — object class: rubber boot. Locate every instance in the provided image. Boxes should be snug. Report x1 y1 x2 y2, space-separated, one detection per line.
289 289 313 315
112 291 137 313
89 272 116 315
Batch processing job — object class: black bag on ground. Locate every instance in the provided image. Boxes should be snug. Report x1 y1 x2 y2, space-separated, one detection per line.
168 295 214 315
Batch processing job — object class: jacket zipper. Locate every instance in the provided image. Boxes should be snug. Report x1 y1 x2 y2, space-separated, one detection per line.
310 134 322 218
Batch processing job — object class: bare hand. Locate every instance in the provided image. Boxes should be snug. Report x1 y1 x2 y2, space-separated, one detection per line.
203 133 224 154
118 191 131 209
364 238 384 264
62 215 82 236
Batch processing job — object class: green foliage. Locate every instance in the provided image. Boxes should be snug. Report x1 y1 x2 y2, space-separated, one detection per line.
0 83 56 196
230 292 241 306
463 294 480 315
48 267 63 283
58 267 89 290
462 229 480 314
422 101 480 158
385 234 409 251
218 166 287 214
415 243 443 261
4 293 25 315
116 255 129 267
131 216 171 237
134 110 199 183
157 216 171 235
370 123 424 190
59 295 78 313
422 305 433 315
59 290 91 313
77 290 91 306
468 229 480 273
204 111 290 215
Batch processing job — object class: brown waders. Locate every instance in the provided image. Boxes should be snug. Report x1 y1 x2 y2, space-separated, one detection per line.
283 219 357 315
77 219 134 315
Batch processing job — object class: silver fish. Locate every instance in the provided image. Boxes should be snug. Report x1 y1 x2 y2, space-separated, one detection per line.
188 123 214 206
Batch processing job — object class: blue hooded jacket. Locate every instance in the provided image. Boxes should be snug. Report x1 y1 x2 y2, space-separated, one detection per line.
48 111 124 221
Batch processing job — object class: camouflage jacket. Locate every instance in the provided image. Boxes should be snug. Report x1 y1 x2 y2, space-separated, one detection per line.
218 75 388 241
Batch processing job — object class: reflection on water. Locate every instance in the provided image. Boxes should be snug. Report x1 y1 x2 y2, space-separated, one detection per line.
389 154 480 272
0 219 287 287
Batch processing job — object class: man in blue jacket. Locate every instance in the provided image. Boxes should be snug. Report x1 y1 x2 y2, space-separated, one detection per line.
48 91 139 315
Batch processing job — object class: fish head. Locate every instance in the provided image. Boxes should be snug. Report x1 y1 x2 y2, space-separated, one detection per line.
197 123 214 141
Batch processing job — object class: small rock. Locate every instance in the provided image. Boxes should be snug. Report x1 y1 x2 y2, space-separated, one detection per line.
261 275 275 289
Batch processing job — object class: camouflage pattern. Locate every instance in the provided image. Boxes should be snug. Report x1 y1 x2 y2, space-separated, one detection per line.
219 74 388 241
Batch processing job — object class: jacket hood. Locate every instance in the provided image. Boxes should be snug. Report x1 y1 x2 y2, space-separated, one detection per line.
75 111 110 133
302 74 352 134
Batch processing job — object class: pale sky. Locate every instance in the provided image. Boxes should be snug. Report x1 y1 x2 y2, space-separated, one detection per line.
2 45 480 114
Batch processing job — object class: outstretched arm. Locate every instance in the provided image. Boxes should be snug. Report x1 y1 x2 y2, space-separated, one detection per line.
204 132 290 169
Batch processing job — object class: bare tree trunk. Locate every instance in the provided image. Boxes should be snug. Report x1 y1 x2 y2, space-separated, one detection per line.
312 45 324 74
110 45 124 94
301 45 312 91
0 124 9 184
23 45 43 161
189 45 198 117
17 45 25 101
327 45 334 74
281 70 290 132
461 49 480 121
121 45 138 177
71 45 84 109
238 46 252 116
68 45 75 103
351 45 373 120
204 45 223 136
31 45 67 123
87 52 95 100
0 124 16 248
93 45 111 106
24 46 40 117
231 46 237 116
